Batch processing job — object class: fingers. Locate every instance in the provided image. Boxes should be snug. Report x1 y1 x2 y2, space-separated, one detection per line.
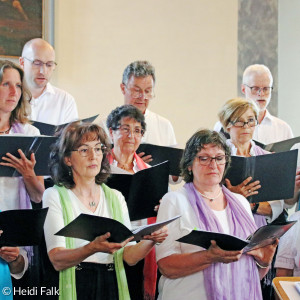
143 226 168 243
137 152 153 163
137 152 145 158
224 178 232 188
208 240 242 263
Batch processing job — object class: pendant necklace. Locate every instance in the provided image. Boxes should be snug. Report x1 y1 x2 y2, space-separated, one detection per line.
89 201 96 207
198 189 222 202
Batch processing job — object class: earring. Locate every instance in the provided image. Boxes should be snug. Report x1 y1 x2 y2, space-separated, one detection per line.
68 168 72 177
188 170 192 176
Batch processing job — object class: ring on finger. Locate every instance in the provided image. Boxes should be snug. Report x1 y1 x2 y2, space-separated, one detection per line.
248 189 251 193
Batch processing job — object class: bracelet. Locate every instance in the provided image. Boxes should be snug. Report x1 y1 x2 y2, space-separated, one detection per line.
255 261 269 269
252 203 260 214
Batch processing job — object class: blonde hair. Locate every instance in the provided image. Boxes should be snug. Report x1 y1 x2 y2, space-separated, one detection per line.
218 97 259 132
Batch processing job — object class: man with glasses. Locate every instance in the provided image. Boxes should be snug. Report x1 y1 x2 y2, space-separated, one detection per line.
215 64 293 144
19 38 78 125
100 61 177 153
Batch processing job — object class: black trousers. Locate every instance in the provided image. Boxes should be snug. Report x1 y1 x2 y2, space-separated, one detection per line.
76 262 119 300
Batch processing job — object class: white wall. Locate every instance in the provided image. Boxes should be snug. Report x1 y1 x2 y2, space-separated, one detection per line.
52 0 238 147
278 0 300 137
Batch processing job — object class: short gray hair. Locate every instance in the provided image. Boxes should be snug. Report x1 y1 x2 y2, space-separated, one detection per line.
180 129 231 183
243 64 273 86
122 61 155 85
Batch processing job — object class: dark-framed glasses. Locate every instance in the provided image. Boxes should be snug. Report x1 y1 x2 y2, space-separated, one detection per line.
244 84 273 95
230 118 258 128
125 86 155 100
196 155 229 166
116 124 144 137
23 57 57 69
72 144 106 157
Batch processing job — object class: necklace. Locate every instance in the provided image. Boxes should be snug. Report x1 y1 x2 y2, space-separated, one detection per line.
89 201 96 207
198 189 222 202
112 152 134 171
0 127 11 135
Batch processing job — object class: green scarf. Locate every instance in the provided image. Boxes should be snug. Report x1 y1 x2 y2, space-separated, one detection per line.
55 184 130 300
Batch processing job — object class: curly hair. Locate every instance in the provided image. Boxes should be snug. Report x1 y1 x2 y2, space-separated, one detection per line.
0 60 31 125
49 122 111 189
180 129 231 183
106 104 146 132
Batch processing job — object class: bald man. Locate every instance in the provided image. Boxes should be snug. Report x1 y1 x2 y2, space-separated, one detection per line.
19 38 78 125
214 64 293 144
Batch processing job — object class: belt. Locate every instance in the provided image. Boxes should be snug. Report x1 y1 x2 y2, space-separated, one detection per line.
76 262 115 272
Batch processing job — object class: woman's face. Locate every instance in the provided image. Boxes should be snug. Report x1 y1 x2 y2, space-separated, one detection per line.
110 116 143 155
64 138 104 181
227 108 256 145
0 68 22 115
189 143 226 188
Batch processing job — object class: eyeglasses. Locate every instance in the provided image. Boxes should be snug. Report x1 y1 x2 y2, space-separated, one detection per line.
196 155 228 166
72 144 106 157
244 84 273 95
125 86 155 100
230 118 258 128
23 57 57 69
116 124 144 137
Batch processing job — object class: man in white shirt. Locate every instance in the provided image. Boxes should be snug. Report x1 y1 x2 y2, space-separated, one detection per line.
215 64 293 144
100 60 177 162
19 38 78 125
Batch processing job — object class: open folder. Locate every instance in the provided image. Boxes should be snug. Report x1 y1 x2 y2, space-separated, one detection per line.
31 114 99 136
254 136 300 153
0 135 57 176
0 208 48 247
177 221 297 252
55 214 180 243
225 150 298 203
106 161 169 221
137 144 183 176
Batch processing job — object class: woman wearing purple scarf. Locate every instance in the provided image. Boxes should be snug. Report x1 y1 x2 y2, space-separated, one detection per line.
0 60 44 211
156 130 277 300
218 98 284 227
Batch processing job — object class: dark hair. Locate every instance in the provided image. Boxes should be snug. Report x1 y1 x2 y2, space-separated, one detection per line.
106 104 146 132
180 129 231 183
49 122 111 188
122 60 155 86
0 60 31 125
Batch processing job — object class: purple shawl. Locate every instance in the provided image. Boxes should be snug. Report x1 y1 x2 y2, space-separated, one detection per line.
11 123 33 263
185 183 262 300
11 123 31 209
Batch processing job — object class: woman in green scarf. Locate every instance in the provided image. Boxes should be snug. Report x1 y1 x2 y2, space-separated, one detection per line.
43 122 167 300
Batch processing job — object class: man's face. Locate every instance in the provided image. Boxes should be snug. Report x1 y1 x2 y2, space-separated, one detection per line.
241 72 272 112
120 75 154 114
20 44 55 91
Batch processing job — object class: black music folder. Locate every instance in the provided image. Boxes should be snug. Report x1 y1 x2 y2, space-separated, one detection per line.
225 150 298 203
0 208 48 247
137 144 183 176
177 221 296 252
31 114 99 136
0 135 57 176
56 214 180 243
254 136 300 153
106 161 169 221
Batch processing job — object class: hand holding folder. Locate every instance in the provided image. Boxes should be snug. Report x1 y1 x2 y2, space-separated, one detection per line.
0 135 57 176
55 214 180 243
225 150 298 202
177 221 296 252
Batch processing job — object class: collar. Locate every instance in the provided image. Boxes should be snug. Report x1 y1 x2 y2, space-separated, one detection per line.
260 109 273 124
226 139 256 156
32 83 55 101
